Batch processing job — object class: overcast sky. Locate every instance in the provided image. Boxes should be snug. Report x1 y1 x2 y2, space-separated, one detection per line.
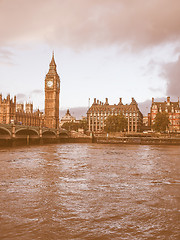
0 0 180 111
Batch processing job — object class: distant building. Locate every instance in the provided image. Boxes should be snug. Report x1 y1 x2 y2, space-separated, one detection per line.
25 103 33 114
143 116 148 127
16 103 24 112
87 98 143 133
0 94 43 126
150 97 180 132
0 94 16 124
16 104 43 126
60 109 76 127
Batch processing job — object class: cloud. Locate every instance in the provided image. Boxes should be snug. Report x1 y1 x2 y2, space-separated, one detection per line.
0 48 15 65
16 93 27 102
0 0 180 50
162 56 180 97
30 89 43 94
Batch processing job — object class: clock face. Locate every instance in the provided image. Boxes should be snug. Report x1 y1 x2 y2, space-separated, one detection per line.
47 80 53 88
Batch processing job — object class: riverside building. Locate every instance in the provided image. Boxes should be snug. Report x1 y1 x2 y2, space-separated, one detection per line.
150 97 180 132
87 98 143 133
60 109 76 127
0 94 43 126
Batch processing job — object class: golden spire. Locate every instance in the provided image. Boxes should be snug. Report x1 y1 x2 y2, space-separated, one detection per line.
49 51 56 68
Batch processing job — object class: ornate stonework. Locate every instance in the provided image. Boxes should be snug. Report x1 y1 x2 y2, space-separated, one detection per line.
44 52 60 129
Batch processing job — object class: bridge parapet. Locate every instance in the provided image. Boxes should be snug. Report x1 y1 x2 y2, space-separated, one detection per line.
0 123 70 140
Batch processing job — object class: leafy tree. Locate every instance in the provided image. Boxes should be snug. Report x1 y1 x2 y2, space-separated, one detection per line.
61 119 88 131
61 122 78 131
104 114 128 133
153 112 170 132
79 118 88 131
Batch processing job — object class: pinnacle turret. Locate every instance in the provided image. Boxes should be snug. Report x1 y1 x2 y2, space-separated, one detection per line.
49 51 56 69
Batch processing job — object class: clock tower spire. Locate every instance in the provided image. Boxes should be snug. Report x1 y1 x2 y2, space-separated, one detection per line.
44 52 60 129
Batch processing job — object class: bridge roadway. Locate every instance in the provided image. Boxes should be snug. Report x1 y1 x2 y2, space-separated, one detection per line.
0 123 69 142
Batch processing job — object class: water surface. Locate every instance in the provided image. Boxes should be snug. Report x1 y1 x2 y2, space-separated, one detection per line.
0 144 180 239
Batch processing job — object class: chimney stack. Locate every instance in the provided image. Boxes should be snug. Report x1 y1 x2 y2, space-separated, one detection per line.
105 98 108 104
94 98 96 104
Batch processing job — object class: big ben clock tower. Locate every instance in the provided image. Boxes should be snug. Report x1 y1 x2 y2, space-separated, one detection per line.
44 52 60 129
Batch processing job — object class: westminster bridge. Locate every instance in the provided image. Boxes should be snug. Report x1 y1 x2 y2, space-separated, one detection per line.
0 123 70 146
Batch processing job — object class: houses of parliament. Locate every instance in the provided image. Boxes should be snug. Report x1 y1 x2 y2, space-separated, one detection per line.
0 53 60 129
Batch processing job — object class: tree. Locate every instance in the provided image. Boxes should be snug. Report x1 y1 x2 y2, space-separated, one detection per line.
78 118 88 131
61 121 78 131
153 112 170 132
104 114 128 133
61 119 88 131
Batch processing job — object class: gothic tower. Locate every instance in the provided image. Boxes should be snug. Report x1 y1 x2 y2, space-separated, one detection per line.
44 52 60 129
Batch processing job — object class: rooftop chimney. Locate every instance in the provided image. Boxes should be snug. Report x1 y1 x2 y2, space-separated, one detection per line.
94 98 96 104
105 98 108 104
152 97 154 103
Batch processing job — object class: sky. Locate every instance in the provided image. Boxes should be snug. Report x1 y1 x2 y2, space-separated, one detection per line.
0 0 180 114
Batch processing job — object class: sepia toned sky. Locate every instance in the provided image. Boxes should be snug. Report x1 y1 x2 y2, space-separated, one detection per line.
0 0 180 111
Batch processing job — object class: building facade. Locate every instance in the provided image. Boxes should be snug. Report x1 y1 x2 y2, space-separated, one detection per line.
87 98 143 133
60 109 76 127
44 52 60 129
16 102 43 126
0 94 43 126
150 97 180 132
0 94 16 124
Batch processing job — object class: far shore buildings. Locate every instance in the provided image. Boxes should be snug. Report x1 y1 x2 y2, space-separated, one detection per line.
150 97 180 132
87 97 143 133
60 109 76 127
60 109 86 128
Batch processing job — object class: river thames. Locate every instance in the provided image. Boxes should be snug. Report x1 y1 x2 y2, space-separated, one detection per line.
0 144 180 240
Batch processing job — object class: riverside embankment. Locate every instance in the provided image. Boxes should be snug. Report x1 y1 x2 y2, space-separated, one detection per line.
93 132 180 145
1 130 180 147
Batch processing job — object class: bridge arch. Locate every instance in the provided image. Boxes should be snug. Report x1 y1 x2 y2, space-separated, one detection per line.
0 127 11 136
42 130 57 137
15 128 39 136
59 129 69 137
